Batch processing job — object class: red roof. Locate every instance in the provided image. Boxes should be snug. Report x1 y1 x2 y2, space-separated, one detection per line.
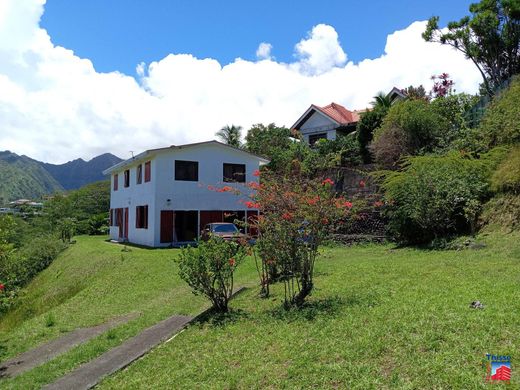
315 102 357 125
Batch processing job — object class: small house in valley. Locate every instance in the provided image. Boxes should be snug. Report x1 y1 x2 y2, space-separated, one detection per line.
291 102 361 145
103 140 268 247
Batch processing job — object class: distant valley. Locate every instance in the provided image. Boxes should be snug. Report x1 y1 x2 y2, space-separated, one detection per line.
0 151 122 203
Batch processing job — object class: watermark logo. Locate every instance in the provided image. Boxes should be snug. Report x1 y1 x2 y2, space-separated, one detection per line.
484 354 511 383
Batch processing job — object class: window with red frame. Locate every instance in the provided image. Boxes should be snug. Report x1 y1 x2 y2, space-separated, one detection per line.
136 205 148 229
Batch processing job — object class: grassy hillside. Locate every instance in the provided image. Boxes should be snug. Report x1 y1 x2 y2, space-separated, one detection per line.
0 152 63 203
1 234 519 388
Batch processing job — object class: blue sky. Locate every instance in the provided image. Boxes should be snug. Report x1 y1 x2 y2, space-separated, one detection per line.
41 0 474 75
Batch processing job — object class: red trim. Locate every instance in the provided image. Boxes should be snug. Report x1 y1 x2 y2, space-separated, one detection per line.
144 161 151 182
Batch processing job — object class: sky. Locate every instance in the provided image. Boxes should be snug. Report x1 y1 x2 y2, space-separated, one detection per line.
0 0 481 164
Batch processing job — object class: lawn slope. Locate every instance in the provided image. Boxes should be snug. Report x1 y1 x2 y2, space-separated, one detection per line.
0 236 258 389
0 234 519 389
101 233 520 389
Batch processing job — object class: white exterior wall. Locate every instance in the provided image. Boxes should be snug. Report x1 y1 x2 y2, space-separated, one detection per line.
299 111 338 143
108 143 262 247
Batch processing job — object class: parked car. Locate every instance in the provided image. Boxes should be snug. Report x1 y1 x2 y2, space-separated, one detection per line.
200 223 247 242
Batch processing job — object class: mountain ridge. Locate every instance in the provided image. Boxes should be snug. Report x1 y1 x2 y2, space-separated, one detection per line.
0 151 122 203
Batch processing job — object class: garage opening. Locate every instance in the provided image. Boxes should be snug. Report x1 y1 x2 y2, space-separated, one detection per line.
175 211 198 242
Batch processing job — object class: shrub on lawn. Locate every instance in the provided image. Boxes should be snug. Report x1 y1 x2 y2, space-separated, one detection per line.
177 237 247 313
480 193 520 232
250 165 354 307
378 150 505 244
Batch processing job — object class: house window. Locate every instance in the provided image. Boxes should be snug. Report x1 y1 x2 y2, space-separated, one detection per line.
144 161 151 182
113 174 118 191
124 169 130 188
308 133 327 146
136 205 148 229
175 160 199 181
223 163 246 183
136 164 142 184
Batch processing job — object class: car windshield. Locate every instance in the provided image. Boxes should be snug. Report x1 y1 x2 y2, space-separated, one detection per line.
212 224 238 233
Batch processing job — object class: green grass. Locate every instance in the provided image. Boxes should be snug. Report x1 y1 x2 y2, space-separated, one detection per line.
1 233 519 389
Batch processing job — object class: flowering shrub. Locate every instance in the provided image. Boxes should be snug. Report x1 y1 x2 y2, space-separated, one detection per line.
247 165 354 307
177 237 247 312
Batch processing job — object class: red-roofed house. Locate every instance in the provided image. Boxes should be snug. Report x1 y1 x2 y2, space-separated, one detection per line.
291 102 360 145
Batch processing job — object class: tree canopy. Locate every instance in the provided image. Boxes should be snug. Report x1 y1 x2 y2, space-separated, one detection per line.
423 0 520 96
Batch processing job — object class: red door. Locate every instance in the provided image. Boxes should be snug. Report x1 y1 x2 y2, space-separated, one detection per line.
247 210 259 237
124 207 129 239
160 211 174 243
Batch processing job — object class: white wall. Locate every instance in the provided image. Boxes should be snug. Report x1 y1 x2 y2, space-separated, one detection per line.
299 111 338 143
109 143 262 247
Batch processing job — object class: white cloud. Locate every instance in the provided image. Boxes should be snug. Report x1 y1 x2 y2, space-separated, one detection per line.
256 42 273 60
0 0 482 164
294 23 347 75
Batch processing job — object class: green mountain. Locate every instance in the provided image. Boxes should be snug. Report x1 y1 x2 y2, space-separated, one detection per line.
0 151 122 204
0 151 63 204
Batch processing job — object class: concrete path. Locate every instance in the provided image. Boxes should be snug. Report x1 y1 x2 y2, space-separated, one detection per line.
43 315 193 390
0 312 139 379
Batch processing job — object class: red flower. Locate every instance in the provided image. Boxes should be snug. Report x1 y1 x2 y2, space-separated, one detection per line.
359 180 366 188
322 218 329 224
253 169 260 177
307 195 320 205
217 185 233 193
282 212 293 221
322 178 334 186
207 185 216 191
0 283 4 291
373 201 384 207
229 258 236 267
244 201 260 209
248 181 261 190
344 201 353 209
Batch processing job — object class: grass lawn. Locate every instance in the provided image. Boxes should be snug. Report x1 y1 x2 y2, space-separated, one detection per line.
1 233 519 389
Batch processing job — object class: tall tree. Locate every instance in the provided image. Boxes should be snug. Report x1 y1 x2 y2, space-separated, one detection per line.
423 0 520 96
216 125 243 148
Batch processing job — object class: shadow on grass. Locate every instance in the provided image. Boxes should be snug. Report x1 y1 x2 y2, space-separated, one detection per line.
267 296 345 322
192 308 250 328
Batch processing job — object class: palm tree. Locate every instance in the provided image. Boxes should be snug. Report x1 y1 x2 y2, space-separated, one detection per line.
370 92 393 109
216 125 243 148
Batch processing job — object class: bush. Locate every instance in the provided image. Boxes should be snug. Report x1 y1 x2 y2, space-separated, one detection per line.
370 99 448 166
357 107 387 163
378 150 504 244
490 146 520 194
308 135 363 169
177 238 247 313
478 76 520 147
250 167 354 307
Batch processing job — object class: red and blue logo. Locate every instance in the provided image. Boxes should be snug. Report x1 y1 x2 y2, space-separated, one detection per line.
484 354 511 382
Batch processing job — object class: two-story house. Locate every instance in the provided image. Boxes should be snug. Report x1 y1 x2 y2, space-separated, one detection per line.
291 102 361 145
102 141 269 247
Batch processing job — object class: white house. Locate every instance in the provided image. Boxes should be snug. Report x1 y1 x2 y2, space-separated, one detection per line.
102 141 269 247
291 102 360 145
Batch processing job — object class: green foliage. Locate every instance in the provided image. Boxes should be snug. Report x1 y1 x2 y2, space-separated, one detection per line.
378 150 505 244
251 169 354 307
490 145 520 193
356 107 387 163
478 76 520 147
244 123 293 169
431 93 479 150
58 217 76 243
177 238 247 312
309 135 363 169
423 0 520 95
371 99 448 166
481 193 520 231
216 124 243 148
40 180 110 235
0 151 64 204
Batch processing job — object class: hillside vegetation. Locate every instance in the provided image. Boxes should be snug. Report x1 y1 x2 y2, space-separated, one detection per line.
0 234 518 388
0 152 63 204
